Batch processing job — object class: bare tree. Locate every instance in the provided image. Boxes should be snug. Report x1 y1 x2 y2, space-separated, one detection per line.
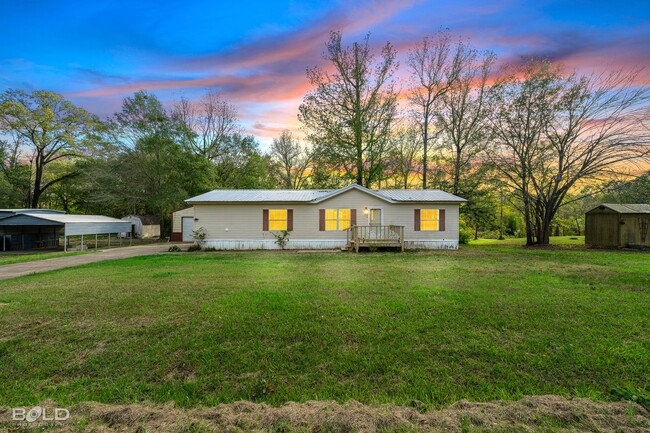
437 48 495 195
173 90 240 161
387 122 422 189
407 31 464 189
487 60 650 245
299 31 398 188
270 130 315 189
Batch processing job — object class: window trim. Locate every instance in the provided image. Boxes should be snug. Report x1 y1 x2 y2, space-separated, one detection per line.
268 209 288 231
324 208 352 231
420 208 440 231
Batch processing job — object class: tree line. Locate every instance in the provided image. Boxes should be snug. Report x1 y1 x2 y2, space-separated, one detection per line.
1 30 649 244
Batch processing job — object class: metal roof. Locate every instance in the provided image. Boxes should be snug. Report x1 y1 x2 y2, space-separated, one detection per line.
376 189 467 202
26 213 129 224
186 184 466 204
0 213 130 225
187 189 329 203
588 203 650 214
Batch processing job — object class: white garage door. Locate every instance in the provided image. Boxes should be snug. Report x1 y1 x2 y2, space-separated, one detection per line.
182 217 194 242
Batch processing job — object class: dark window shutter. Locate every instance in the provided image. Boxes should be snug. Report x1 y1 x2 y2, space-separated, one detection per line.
414 209 421 231
439 209 446 231
262 209 269 231
319 209 325 231
350 209 357 226
287 209 293 231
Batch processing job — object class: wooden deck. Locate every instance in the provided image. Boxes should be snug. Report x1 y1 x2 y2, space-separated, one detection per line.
346 225 405 252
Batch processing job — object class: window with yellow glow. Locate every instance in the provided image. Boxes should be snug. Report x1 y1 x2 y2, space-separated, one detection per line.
325 209 352 230
421 209 439 231
269 209 287 231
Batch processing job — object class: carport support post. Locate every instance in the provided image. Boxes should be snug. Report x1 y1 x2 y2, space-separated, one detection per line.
95 234 98 250
81 235 84 251
108 233 111 248
64 227 67 252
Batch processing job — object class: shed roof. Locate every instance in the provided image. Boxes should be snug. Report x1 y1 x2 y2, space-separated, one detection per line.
123 214 161 225
587 203 650 214
186 184 466 204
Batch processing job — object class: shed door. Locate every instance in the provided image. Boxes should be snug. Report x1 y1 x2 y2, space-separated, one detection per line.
182 217 194 242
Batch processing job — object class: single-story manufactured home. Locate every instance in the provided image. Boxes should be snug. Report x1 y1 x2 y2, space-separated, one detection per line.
585 203 650 249
185 184 466 250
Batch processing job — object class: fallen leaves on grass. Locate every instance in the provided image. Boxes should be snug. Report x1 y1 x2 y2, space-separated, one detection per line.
2 395 648 432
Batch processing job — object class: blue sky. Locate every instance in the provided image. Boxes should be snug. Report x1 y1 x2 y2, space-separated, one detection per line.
1 0 648 148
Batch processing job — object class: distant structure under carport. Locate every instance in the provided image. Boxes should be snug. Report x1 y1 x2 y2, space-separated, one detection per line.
0 211 132 252
121 215 161 239
585 204 650 249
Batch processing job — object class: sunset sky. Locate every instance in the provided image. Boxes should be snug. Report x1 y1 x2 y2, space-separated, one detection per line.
1 0 649 149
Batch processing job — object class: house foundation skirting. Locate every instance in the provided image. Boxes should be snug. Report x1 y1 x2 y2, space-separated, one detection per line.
404 240 459 249
203 239 459 250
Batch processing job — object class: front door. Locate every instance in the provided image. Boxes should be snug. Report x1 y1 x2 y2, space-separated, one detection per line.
182 217 194 242
369 208 382 226
368 209 381 240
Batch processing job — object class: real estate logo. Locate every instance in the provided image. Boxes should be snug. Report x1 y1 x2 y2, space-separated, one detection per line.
12 406 69 423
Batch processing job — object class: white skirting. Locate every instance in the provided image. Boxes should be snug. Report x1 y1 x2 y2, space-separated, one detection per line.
203 239 459 250
404 240 459 249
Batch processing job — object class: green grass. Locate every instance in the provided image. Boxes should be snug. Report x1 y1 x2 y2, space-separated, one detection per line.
469 235 585 246
0 244 648 409
0 250 87 266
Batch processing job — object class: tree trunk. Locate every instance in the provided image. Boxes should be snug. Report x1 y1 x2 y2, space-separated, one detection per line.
453 145 462 195
31 156 44 208
422 120 428 190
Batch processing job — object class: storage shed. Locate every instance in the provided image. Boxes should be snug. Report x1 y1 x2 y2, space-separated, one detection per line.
585 204 650 249
0 213 132 252
121 215 161 239
171 207 194 242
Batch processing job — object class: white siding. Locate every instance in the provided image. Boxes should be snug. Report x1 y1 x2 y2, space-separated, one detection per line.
194 189 460 249
172 207 194 233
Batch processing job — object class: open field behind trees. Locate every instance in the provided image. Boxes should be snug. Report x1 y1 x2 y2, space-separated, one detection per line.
0 244 648 412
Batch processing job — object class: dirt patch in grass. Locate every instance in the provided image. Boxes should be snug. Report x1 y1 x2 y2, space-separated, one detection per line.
2 395 648 432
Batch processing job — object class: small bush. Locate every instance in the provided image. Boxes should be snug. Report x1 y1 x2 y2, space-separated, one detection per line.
203 246 217 252
272 230 290 249
187 244 202 252
459 228 472 245
168 245 182 252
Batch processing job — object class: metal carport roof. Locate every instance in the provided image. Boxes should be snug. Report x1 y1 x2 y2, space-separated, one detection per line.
0 213 132 251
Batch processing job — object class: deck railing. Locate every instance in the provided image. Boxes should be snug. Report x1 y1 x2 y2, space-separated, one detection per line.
346 225 404 252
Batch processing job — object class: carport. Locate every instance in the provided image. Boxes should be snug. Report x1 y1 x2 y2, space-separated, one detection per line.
0 213 133 252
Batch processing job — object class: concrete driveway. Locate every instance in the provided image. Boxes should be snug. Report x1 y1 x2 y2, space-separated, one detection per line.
0 243 188 281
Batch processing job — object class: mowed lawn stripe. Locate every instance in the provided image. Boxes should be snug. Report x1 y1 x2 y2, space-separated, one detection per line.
0 247 648 408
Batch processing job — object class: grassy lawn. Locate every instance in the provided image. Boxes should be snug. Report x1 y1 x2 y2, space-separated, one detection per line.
0 244 648 410
469 235 585 246
0 250 88 266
